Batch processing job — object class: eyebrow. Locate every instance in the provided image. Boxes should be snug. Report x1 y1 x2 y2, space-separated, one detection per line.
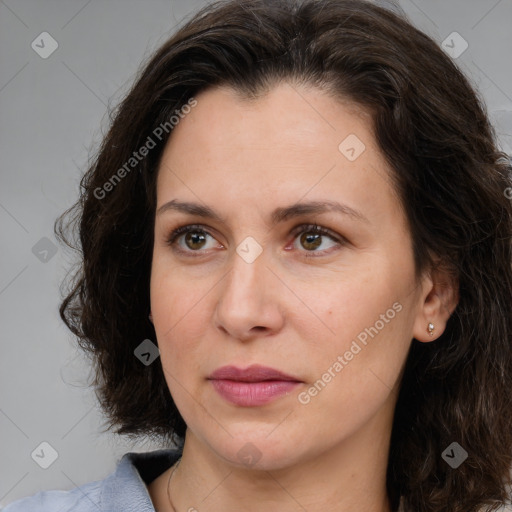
156 199 370 225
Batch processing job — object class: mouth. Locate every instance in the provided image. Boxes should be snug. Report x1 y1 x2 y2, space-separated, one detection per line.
207 365 303 407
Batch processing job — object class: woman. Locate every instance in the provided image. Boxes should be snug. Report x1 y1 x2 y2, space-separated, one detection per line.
5 0 512 511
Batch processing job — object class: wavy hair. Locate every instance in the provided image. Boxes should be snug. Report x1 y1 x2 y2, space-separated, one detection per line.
55 1 512 510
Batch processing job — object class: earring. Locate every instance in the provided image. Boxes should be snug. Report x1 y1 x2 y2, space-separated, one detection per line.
148 312 153 323
427 322 435 336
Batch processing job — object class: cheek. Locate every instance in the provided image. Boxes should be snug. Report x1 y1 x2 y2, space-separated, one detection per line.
295 294 411 436
291 270 389 347
150 266 211 367
294 266 412 385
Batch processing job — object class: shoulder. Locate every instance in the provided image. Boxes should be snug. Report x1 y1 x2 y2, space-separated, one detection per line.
2 479 102 511
2 448 182 512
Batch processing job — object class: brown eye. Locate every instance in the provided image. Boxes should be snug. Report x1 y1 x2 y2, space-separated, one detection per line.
166 224 223 255
300 232 322 251
184 230 207 250
289 224 344 257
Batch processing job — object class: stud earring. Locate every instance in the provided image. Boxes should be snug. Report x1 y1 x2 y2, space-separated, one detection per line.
149 312 153 323
427 322 435 336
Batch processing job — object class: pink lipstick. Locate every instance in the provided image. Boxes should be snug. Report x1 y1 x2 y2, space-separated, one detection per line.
208 365 302 407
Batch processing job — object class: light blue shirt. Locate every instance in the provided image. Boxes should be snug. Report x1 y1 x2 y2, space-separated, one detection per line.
2 448 182 511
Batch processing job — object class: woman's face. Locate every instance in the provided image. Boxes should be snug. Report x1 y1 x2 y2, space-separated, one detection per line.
150 83 430 470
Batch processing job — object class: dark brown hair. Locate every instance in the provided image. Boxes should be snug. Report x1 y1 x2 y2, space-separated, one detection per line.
55 1 512 510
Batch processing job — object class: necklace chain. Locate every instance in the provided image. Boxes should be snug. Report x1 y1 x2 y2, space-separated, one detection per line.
166 456 182 512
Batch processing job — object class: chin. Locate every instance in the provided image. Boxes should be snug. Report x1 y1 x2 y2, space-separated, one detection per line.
206 429 311 471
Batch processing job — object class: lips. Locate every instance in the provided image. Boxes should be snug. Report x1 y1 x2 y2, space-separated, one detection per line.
208 365 302 407
209 365 301 382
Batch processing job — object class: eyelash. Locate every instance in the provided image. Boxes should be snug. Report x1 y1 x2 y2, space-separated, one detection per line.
165 223 346 258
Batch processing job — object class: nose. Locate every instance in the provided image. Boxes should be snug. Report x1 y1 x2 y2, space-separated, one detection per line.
214 247 285 341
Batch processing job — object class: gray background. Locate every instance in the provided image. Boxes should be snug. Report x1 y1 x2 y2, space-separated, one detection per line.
1 0 511 506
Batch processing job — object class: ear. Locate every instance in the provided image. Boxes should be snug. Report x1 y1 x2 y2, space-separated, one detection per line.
412 262 459 343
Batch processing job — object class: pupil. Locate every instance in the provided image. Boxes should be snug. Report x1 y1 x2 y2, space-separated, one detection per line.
185 231 206 249
301 232 321 250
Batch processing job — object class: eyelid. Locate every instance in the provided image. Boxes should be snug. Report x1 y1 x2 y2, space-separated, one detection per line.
289 223 344 243
165 224 223 254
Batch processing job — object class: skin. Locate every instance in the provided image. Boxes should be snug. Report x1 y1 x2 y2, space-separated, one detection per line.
147 83 457 511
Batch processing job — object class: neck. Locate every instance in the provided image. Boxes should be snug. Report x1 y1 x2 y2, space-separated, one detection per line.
149 409 394 512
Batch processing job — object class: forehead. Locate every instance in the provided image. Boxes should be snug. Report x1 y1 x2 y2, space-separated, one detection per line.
160 83 374 164
155 83 401 228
